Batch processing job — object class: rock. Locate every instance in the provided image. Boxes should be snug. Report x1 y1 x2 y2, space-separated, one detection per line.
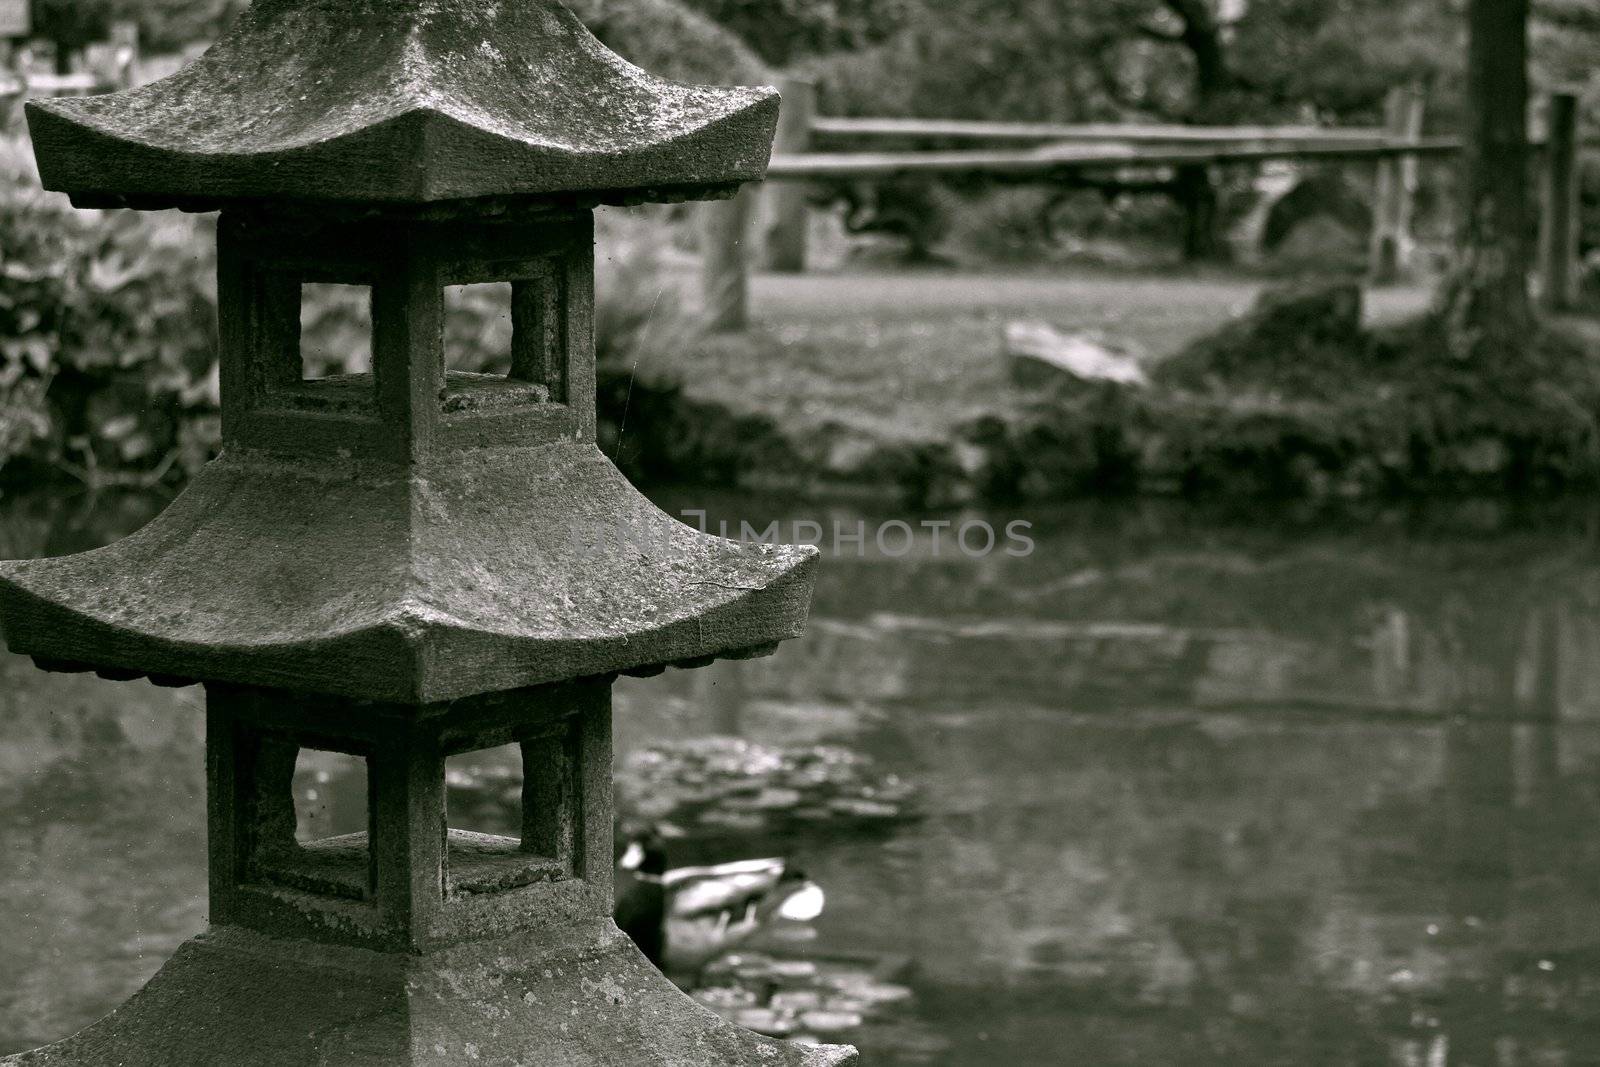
1224 163 1301 264
745 787 805 810
1270 213 1367 272
837 982 914 1008
770 960 820 982
693 986 758 1010
1005 322 1147 391
1261 172 1373 259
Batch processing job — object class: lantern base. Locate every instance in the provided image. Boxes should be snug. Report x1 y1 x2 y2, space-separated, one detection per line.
3 923 856 1066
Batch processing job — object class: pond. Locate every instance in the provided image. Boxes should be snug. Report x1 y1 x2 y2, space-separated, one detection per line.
6 487 1600 1065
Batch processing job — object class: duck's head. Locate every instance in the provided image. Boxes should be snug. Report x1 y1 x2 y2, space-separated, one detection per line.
617 824 672 877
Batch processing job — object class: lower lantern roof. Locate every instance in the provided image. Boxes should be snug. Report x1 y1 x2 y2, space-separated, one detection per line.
0 446 817 705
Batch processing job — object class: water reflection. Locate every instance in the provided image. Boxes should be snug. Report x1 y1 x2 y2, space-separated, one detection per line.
0 654 203 1055
8 492 1600 1064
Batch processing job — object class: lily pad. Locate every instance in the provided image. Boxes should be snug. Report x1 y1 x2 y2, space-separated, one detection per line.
800 1010 865 1034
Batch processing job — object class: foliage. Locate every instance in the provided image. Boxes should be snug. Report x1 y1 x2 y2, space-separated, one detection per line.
592 209 709 484
672 0 910 67
798 0 1455 129
32 0 237 59
788 0 1589 153
0 123 705 490
942 189 1059 264
1156 282 1372 398
0 135 217 486
804 4 1112 125
579 0 769 85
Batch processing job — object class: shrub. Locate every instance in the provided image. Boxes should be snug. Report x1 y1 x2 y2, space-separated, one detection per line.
0 123 710 489
672 0 910 67
580 0 769 85
593 208 709 483
943 188 1055 264
0 135 217 487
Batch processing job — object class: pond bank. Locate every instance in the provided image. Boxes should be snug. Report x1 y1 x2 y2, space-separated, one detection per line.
600 274 1600 507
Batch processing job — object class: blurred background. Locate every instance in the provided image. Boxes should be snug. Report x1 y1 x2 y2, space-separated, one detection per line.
3 0 1600 1064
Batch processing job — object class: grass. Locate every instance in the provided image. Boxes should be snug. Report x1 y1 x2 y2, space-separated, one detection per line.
612 260 1600 503
667 263 1433 449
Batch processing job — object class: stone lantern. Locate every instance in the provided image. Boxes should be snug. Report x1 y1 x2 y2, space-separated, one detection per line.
1 2 851 1063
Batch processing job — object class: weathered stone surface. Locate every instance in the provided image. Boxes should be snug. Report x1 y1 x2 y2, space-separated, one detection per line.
0 924 857 1066
5 3 832 1064
26 0 780 211
0 445 816 702
0 208 817 702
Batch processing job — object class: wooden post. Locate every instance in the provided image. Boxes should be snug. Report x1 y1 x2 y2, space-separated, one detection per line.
699 186 755 332
1540 91 1580 312
1369 85 1425 283
0 0 29 41
764 76 815 273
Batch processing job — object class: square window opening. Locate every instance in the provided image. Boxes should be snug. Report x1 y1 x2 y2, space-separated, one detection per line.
446 744 569 895
247 747 371 901
293 748 369 842
445 283 514 378
441 278 565 414
445 744 521 838
299 283 373 382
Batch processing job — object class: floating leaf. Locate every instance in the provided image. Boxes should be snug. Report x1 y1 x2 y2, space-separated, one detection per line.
799 1010 865 1034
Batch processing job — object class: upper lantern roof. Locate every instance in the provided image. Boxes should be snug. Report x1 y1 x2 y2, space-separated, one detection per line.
25 0 780 211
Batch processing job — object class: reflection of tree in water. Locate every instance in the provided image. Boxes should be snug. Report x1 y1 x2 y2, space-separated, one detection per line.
860 709 1431 1056
1308 585 1600 1065
857 569 1600 1063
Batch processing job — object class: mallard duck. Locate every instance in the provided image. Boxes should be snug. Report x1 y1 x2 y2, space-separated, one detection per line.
614 826 826 977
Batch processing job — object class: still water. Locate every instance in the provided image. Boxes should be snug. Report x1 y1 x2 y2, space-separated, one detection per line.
6 488 1600 1065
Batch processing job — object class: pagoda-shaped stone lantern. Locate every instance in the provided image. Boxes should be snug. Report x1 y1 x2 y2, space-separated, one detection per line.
1 2 852 1063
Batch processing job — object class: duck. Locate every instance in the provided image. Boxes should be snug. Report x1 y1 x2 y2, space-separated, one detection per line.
614 825 826 978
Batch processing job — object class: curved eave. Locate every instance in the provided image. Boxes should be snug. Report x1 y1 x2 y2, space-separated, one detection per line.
25 94 779 211
0 549 815 705
0 447 819 706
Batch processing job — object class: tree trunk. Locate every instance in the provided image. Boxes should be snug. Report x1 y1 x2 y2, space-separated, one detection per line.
1439 0 1533 361
1167 0 1231 262
1175 165 1220 260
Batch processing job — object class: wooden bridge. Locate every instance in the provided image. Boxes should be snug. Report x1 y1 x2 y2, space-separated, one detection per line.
697 81 1585 332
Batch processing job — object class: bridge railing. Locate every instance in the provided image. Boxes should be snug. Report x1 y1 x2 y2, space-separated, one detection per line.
698 83 1585 331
